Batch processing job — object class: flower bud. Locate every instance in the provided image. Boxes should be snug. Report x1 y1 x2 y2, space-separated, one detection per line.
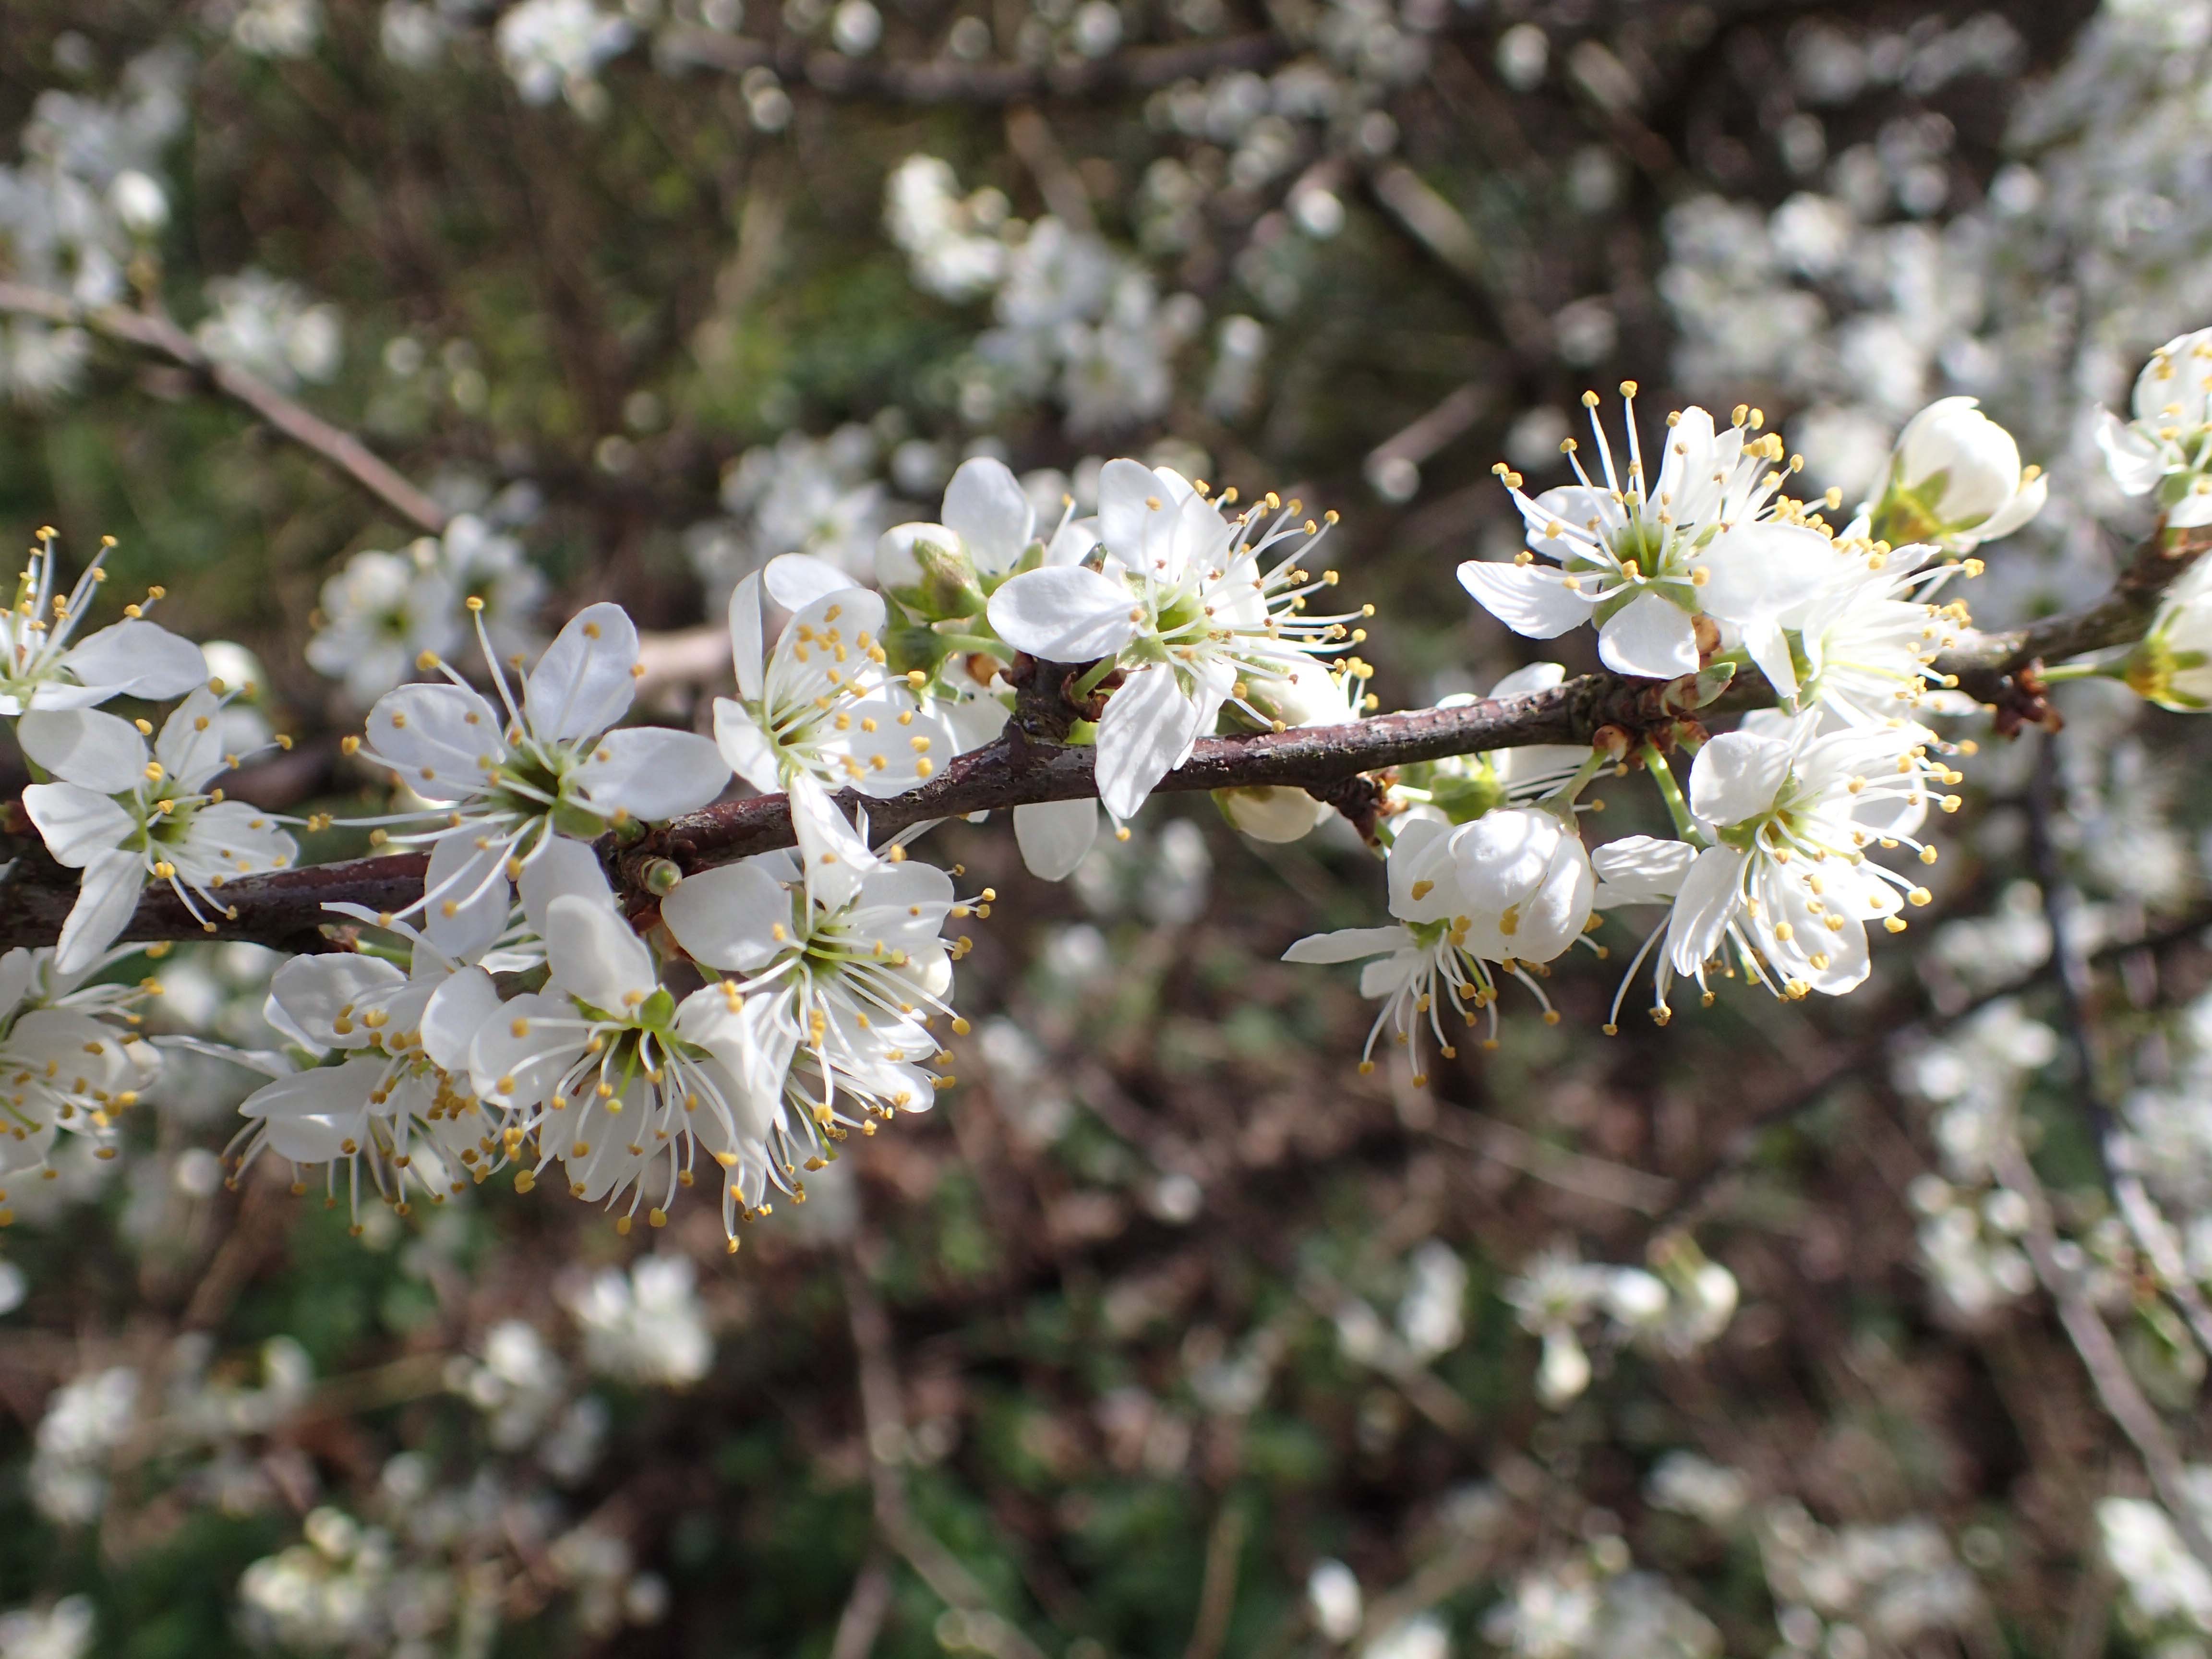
2126 558 2212 710
875 522 985 619
1537 1326 1591 1407
1216 784 1331 842
109 170 168 238
1868 396 2046 552
1240 655 1356 730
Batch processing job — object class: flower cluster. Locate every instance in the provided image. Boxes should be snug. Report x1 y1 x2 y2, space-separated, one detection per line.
1286 384 2015 1071
305 513 546 708
210 601 975 1248
12 329 2212 1299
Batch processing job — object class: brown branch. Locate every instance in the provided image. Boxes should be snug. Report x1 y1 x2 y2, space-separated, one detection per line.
653 28 1285 104
1939 525 2212 719
0 282 449 535
0 527 2198 953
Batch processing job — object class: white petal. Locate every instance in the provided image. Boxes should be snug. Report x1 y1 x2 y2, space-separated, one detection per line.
1386 816 1456 921
1451 806 1565 910
1687 729 1791 826
175 802 295 880
729 575 766 702
22 783 134 868
1597 591 1700 678
986 565 1139 661
266 952 408 1050
660 860 793 971
843 694 960 798
518 836 616 936
1509 834 1595 963
154 686 230 791
9 1010 130 1093
238 1060 382 1164
573 727 730 821
524 601 638 742
1695 524 1837 626
544 895 658 1011
1487 661 1568 699
1590 835 1697 906
1739 617 1799 705
1974 473 2046 542
1013 798 1098 881
56 619 207 703
362 682 505 802
763 553 859 613
1456 562 1596 639
55 848 147 974
1654 406 1717 517
1283 926 1408 964
422 830 511 961
1663 845 1747 980
942 457 1035 574
0 951 36 1021
789 773 876 911
1359 953 1417 1000
469 990 581 1108
2097 410 2165 497
1519 484 1623 559
1093 663 1200 820
17 707 148 793
421 965 503 1072
1043 515 1099 566
712 697 784 794
2173 486 2212 530
1095 457 1169 563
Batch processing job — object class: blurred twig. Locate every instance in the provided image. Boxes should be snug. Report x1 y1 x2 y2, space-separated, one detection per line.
842 1245 1054 1659
1647 900 2212 1240
1183 1503 1248 1659
1005 107 1096 236
829 1547 897 1659
655 29 1286 103
1424 1104 1674 1215
1993 1130 2212 1570
0 281 448 535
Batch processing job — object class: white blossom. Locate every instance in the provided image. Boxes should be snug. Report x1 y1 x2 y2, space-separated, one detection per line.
1464 391 1847 691
229 934 501 1215
306 517 545 708
655 785 968 1228
1863 397 2046 553
194 270 342 389
884 156 1010 302
1592 714 1946 1025
2100 327 2212 528
21 687 299 971
353 602 727 953
712 569 956 798
989 460 1362 820
496 0 634 109
0 534 206 718
1283 808 1594 1078
563 1255 713 1386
